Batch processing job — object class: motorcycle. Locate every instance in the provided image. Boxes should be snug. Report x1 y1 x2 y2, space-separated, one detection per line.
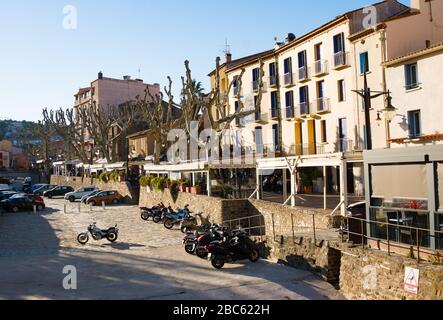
163 204 191 229
179 212 210 233
140 202 168 223
77 222 119 245
193 224 227 258
207 230 259 269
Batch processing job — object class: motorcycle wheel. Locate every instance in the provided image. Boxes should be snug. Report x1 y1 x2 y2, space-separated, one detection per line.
141 212 150 221
180 226 189 233
211 257 225 269
77 233 89 245
195 247 208 259
184 243 195 254
107 232 118 242
164 219 174 229
153 215 162 223
248 249 260 262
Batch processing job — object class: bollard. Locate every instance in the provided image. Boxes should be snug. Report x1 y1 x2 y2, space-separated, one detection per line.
78 203 81 213
89 203 93 212
33 205 37 214
102 201 105 211
64 203 67 214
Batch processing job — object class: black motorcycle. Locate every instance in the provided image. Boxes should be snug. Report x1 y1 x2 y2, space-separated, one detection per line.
140 203 167 223
207 230 259 269
77 222 119 245
192 224 228 258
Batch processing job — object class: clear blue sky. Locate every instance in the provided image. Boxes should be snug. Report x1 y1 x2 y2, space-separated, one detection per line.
0 0 408 121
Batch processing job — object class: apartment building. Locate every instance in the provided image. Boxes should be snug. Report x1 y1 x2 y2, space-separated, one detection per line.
73 72 161 162
212 1 410 206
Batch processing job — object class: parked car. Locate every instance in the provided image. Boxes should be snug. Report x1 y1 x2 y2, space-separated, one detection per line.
80 189 102 204
43 186 74 198
34 184 57 196
0 196 45 213
0 191 18 201
10 193 44 203
64 187 98 202
0 184 11 191
86 190 123 205
31 184 48 193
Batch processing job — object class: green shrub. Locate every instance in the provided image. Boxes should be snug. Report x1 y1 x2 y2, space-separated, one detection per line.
170 181 179 202
99 172 110 183
139 176 151 187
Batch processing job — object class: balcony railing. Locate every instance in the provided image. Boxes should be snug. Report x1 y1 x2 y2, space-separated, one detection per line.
270 108 279 119
284 106 296 119
332 51 350 69
233 86 240 96
268 75 278 87
337 138 354 153
283 72 294 86
314 97 331 114
235 117 246 127
299 102 310 117
255 110 269 124
297 66 310 82
313 59 329 76
254 143 279 157
252 81 259 92
286 143 326 156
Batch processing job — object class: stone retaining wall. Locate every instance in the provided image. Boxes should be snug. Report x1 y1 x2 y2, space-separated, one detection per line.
50 175 138 204
339 245 443 300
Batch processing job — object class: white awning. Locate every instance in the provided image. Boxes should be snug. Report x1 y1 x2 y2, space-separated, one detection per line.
65 159 82 165
104 162 126 170
143 160 208 172
53 161 64 166
76 162 84 168
36 160 45 164
90 164 104 170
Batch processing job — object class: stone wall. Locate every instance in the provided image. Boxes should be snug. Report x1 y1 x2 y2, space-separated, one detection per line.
249 199 341 238
339 244 443 300
267 235 341 285
50 175 138 204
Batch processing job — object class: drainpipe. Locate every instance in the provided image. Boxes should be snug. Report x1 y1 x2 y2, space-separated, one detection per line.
274 55 283 155
352 41 362 150
380 29 391 149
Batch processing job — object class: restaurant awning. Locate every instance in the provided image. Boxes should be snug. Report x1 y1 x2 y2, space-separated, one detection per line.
104 162 126 170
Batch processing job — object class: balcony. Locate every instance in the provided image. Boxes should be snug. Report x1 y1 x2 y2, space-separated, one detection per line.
235 117 246 127
233 86 240 96
286 143 326 156
313 60 329 76
337 138 354 153
298 102 310 117
269 108 279 120
255 110 269 124
268 75 278 88
314 97 331 114
283 72 295 87
332 51 350 70
297 66 310 82
254 143 279 157
284 106 296 120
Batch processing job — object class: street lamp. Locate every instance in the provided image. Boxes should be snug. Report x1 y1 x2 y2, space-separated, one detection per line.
352 64 396 150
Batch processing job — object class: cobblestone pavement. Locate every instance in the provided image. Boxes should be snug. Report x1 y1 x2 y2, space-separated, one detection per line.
0 198 344 300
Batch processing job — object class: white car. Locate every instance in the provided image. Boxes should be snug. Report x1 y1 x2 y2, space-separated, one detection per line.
0 184 11 191
64 187 98 202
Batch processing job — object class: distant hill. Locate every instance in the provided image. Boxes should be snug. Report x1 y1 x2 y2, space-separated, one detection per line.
0 119 38 146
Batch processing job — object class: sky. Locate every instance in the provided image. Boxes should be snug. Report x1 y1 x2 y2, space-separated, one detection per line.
0 0 409 122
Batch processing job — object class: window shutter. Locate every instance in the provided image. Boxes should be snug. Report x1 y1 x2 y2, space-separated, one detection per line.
407 111 414 138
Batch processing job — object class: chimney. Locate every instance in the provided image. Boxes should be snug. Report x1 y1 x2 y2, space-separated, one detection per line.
225 52 232 63
410 0 421 10
123 75 131 80
426 40 431 48
98 71 103 80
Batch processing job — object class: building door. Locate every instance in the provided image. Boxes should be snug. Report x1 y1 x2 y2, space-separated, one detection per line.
272 124 279 152
307 120 316 155
338 118 347 152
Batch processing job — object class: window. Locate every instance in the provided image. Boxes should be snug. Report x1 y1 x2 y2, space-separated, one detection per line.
317 81 324 99
321 120 327 143
255 127 263 148
298 50 307 68
284 57 292 75
299 86 309 115
269 63 277 86
272 124 279 149
405 63 418 90
271 91 278 117
338 80 345 102
314 43 322 61
333 33 345 54
252 68 260 91
285 91 294 107
360 52 369 74
408 110 421 138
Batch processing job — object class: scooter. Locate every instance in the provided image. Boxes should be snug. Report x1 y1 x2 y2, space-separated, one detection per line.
207 230 259 269
77 222 119 245
163 204 191 229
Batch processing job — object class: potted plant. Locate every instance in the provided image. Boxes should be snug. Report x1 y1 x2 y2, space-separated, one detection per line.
300 171 313 194
179 179 189 192
165 178 172 189
191 182 202 195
